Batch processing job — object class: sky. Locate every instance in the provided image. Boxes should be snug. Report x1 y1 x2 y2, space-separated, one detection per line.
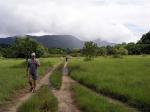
0 0 150 43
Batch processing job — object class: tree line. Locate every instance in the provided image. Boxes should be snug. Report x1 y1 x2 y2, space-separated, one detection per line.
0 37 70 58
82 31 150 59
0 31 150 58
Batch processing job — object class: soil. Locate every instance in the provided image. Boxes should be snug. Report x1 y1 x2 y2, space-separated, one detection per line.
52 63 80 112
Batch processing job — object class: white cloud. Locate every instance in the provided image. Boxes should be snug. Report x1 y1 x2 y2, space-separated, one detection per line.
0 0 150 43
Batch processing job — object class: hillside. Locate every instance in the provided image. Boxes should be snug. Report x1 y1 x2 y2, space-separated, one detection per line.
93 38 115 47
0 35 114 49
31 35 84 49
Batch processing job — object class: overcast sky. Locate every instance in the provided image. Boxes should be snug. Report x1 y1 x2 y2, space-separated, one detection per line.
0 0 150 43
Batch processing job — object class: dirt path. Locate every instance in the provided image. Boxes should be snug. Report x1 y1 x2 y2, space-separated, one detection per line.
0 64 59 112
60 63 139 112
52 63 80 112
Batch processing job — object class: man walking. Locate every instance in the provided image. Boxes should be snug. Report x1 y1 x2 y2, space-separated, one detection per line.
65 56 68 62
27 53 40 92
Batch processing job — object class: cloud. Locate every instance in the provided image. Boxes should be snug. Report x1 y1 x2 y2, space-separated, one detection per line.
0 0 150 43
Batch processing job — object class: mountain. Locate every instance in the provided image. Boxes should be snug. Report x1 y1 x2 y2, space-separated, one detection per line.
93 38 115 47
0 35 114 49
31 35 84 49
0 37 15 45
0 35 84 49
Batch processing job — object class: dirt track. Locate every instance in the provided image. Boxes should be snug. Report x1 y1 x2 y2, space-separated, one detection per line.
0 64 59 112
0 61 138 112
52 63 80 112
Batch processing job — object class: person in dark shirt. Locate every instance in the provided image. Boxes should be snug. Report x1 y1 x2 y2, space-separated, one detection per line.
66 56 68 62
27 53 40 92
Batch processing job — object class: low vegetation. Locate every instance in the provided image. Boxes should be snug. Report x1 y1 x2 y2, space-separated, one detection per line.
0 58 59 104
39 58 60 75
17 85 58 112
69 56 150 111
50 63 63 89
73 83 137 112
0 59 26 104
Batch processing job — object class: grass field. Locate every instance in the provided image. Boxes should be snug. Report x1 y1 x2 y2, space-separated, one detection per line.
69 56 150 111
39 58 60 75
73 83 137 112
50 63 63 89
17 85 58 112
0 58 59 104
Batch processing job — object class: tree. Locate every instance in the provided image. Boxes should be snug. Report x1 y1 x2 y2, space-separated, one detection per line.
72 48 80 53
106 46 113 55
137 31 150 54
83 41 97 60
10 37 47 58
71 48 81 57
125 43 136 54
0 50 2 57
137 31 150 44
97 47 107 56
48 48 67 55
112 46 128 58
1 47 12 58
0 44 11 58
118 47 128 55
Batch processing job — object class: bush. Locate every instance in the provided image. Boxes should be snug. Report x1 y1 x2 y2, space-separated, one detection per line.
70 53 81 57
97 47 107 56
112 54 122 58
141 54 147 57
0 52 2 58
119 47 128 55
112 47 128 58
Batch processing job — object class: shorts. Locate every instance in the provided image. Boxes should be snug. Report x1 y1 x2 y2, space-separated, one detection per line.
30 73 38 80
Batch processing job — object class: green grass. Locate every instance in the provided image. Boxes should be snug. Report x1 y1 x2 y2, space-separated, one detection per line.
17 85 58 112
0 58 59 104
73 83 137 112
39 58 60 75
50 63 63 89
69 56 150 111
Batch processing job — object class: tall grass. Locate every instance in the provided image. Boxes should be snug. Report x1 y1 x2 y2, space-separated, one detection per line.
17 85 58 112
0 58 59 104
73 83 137 112
50 63 63 89
39 58 60 75
69 56 150 111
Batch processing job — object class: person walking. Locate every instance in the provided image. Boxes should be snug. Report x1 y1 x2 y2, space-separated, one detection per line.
65 56 68 62
27 53 40 92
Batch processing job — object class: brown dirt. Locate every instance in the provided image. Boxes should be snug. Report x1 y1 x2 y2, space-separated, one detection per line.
0 64 59 112
52 63 80 112
60 63 139 112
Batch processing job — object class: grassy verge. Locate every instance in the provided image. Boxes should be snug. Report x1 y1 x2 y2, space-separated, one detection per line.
0 58 59 104
39 58 60 75
17 85 58 112
69 56 150 111
73 83 137 112
50 63 63 89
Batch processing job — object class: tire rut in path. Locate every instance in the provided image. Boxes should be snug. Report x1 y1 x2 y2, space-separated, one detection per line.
52 63 80 112
0 64 59 112
58 63 140 112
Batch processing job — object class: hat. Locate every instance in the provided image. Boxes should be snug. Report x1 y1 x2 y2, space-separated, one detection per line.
31 52 36 56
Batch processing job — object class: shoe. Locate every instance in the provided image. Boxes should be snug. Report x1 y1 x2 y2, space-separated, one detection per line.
29 87 33 92
32 88 36 93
